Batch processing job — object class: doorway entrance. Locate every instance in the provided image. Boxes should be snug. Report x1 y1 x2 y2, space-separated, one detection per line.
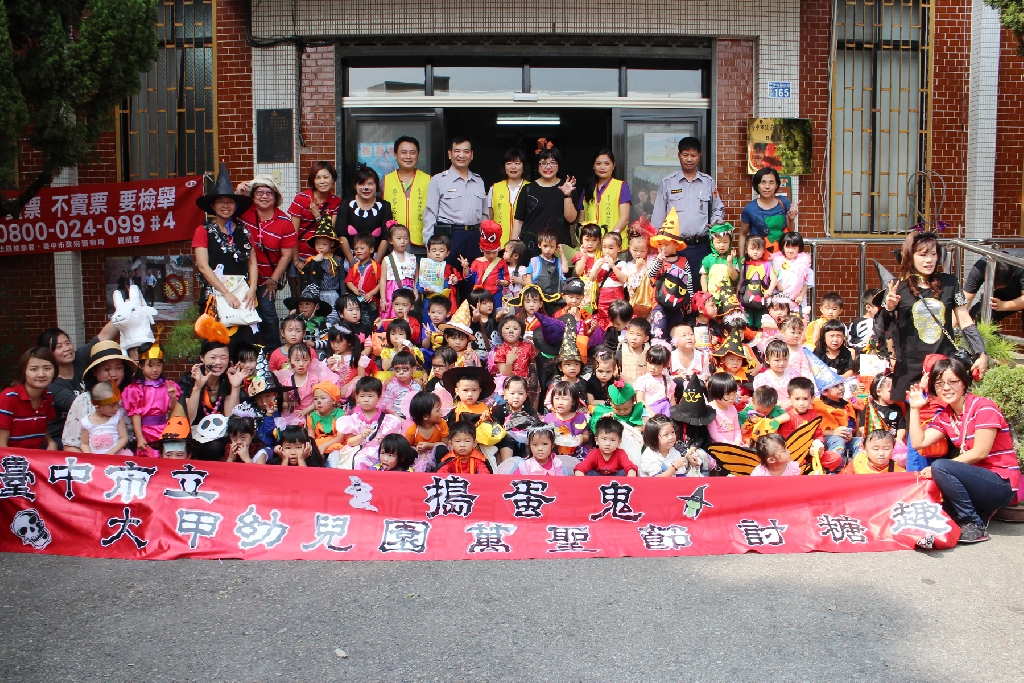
443 108 610 187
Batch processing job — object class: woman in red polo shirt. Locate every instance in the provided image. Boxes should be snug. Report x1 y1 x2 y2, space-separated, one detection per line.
908 356 1021 544
0 347 58 450
288 161 343 295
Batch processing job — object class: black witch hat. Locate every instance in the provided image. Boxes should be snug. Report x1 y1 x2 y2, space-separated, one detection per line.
670 374 717 426
196 162 253 217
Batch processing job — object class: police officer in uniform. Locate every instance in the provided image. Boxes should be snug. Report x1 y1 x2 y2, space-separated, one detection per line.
651 137 725 288
423 136 487 273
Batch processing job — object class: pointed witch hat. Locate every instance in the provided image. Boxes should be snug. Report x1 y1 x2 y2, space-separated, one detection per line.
712 330 749 366
555 314 583 365
283 283 332 318
871 260 895 307
196 161 253 217
649 208 689 247
439 299 474 336
670 374 718 426
306 214 341 251
803 346 846 395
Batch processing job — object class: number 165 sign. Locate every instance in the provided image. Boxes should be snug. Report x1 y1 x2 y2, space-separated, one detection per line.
0 177 206 255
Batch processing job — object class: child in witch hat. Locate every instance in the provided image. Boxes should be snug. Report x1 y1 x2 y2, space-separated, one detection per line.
669 374 718 474
301 215 344 324
543 315 588 411
648 208 694 340
283 284 332 359
460 220 510 311
440 299 482 368
711 330 755 403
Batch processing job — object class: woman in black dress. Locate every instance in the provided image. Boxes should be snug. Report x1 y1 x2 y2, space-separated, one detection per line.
340 165 394 264
510 148 577 259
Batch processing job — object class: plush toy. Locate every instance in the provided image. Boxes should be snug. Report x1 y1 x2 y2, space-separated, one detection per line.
111 284 157 353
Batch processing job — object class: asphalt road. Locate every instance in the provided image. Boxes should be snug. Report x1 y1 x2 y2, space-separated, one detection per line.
1 521 1022 682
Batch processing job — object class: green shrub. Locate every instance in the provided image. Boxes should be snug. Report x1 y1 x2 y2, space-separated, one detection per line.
977 321 1020 366
164 304 201 361
972 364 1024 468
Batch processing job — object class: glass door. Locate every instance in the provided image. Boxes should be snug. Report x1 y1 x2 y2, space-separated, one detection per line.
342 109 445 189
612 109 708 222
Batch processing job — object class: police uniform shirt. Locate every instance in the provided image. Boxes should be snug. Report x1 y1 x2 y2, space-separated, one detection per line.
423 168 487 243
651 170 725 237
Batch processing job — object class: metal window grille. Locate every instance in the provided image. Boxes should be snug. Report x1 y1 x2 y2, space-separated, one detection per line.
830 0 931 234
119 0 216 181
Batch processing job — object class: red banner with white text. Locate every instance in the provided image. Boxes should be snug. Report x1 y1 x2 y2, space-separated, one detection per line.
0 449 960 561
0 177 205 255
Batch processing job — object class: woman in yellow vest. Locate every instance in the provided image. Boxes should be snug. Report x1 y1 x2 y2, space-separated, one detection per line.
380 135 431 248
579 149 632 248
487 149 530 246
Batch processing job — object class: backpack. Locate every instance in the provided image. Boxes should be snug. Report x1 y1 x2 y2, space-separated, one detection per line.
654 263 691 311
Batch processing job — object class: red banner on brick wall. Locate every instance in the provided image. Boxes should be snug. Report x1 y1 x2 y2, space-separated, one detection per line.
0 449 960 561
0 177 205 255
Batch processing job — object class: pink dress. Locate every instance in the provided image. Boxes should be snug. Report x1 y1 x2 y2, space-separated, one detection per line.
708 403 742 445
633 372 672 416
516 457 567 476
751 461 802 476
335 408 404 469
122 378 181 457
275 363 340 414
382 251 417 318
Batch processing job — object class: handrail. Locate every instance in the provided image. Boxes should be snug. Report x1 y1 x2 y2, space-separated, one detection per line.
804 238 908 316
947 239 1024 324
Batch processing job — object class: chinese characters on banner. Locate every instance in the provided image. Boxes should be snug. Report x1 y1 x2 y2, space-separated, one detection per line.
0 177 205 255
0 448 960 562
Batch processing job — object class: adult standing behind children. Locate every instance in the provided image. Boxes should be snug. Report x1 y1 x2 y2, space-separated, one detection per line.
341 166 393 265
423 137 487 278
651 137 724 284
381 136 431 253
511 147 578 260
288 161 342 295
738 167 799 255
488 149 531 245
578 149 631 248
878 231 988 401
235 174 296 350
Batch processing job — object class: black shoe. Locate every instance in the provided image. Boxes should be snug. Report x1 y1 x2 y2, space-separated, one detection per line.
958 522 990 544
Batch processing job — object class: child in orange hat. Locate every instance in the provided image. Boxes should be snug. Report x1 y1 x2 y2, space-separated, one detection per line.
306 380 346 455
460 220 510 310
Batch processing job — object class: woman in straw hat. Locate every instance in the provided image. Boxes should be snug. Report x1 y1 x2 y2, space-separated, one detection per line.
61 341 138 452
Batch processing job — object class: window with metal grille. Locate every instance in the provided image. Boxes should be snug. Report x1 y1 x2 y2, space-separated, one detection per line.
119 0 215 181
831 0 930 234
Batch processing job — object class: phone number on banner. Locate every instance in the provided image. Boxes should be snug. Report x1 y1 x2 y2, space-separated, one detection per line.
0 212 178 253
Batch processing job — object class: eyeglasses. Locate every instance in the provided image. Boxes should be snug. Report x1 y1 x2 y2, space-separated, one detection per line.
934 379 963 389
253 189 275 197
538 161 558 168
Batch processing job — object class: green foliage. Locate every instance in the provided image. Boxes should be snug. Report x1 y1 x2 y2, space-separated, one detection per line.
972 365 1024 468
0 0 158 210
164 304 201 362
977 321 1020 366
987 0 1024 54
774 119 812 175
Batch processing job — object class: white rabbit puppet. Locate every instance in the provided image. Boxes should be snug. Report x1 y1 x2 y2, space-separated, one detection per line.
111 284 157 353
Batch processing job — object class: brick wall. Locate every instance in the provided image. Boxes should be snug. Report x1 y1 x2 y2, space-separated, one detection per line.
931 0 972 235
0 254 60 385
299 45 336 173
994 29 1024 239
715 40 755 221
798 0 831 239
216 0 254 181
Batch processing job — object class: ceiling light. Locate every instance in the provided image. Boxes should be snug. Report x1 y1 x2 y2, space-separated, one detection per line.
496 113 560 126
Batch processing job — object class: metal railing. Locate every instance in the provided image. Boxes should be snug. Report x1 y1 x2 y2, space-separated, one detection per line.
804 236 1024 322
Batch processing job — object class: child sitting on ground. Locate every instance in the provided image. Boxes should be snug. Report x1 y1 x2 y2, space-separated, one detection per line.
706 372 742 446
617 317 651 385
225 409 270 464
750 433 801 476
633 344 674 416
306 381 346 457
443 367 495 429
375 434 417 472
842 429 905 474
590 378 646 431
543 380 591 462
739 386 791 446
639 413 703 477
80 382 129 455
334 376 403 470
436 421 492 474
574 416 638 476
271 424 322 467
752 339 793 408
405 390 450 471
815 378 862 469
490 376 541 462
515 424 568 476
380 350 422 421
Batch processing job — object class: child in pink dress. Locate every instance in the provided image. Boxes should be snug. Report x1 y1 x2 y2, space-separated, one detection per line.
706 372 742 446
122 342 180 457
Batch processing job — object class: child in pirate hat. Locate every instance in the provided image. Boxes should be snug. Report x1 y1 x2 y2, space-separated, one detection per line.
301 215 344 322
283 283 332 359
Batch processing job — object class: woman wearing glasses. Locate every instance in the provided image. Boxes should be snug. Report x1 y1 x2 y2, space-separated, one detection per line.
907 357 1019 543
878 231 988 403
510 148 578 260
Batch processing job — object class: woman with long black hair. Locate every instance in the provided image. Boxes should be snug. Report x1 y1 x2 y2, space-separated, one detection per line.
578 149 631 248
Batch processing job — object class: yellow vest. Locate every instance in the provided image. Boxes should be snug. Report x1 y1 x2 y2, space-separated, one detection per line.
382 169 431 246
582 178 626 247
490 179 529 245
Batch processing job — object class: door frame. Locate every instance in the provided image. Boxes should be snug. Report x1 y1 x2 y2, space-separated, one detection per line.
341 108 446 190
611 108 711 179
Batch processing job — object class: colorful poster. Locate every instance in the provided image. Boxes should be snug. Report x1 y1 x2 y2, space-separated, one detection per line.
0 449 959 562
105 254 194 322
0 177 205 255
357 142 397 179
747 118 813 175
417 257 446 294
643 134 684 166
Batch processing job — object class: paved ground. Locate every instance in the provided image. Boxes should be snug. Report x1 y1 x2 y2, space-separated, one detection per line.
1 521 1022 682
